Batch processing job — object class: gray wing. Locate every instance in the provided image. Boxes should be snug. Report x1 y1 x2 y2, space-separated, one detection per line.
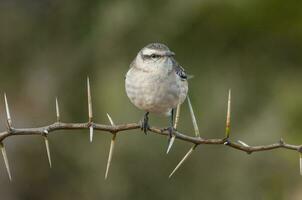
171 58 187 80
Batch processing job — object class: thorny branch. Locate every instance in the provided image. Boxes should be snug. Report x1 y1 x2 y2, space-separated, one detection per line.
0 78 301 181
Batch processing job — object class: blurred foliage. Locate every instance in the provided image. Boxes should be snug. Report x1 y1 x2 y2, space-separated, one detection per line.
0 0 302 199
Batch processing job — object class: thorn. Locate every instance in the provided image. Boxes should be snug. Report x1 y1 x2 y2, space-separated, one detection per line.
55 97 60 122
238 140 250 147
300 153 302 176
105 134 117 180
167 135 175 154
0 143 12 181
279 138 284 145
4 93 12 128
106 113 115 126
167 104 181 154
225 89 231 139
187 96 200 137
44 129 48 134
105 113 117 179
87 77 93 122
44 136 52 168
173 104 181 129
89 126 94 143
87 77 93 142
169 144 197 178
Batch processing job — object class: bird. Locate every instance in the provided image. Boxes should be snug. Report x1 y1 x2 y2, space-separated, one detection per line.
125 43 188 138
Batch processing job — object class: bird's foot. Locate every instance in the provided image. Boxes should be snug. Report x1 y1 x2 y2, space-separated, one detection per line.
161 126 175 138
167 126 174 139
223 138 231 145
140 112 150 135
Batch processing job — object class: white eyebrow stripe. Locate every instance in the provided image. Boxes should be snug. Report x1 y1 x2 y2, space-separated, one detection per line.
142 48 160 56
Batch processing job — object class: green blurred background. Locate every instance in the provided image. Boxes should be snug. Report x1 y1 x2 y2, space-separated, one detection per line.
0 0 302 199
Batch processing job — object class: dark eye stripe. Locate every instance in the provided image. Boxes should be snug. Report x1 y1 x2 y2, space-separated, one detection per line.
142 53 161 60
151 54 161 58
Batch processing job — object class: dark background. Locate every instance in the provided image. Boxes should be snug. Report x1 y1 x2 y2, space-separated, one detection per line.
0 0 302 199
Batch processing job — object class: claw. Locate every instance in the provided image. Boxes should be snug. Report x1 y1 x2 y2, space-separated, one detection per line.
223 138 230 145
167 127 174 139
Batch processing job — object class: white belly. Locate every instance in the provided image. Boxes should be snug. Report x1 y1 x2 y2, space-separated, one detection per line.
125 68 188 115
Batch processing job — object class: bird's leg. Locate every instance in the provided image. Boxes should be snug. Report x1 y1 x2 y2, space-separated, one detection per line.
141 112 150 135
168 108 175 139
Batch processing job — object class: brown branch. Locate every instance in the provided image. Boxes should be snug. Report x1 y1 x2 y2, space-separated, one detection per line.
0 122 300 153
1 79 302 181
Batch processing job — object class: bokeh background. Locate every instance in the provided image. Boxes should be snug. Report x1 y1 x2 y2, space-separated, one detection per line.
0 0 302 199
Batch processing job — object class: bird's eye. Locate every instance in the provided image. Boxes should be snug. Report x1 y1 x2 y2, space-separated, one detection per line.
151 54 159 59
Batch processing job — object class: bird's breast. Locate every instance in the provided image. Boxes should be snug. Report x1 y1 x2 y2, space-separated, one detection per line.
125 67 188 114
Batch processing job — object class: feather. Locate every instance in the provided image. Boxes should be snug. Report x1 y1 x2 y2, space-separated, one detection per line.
172 58 187 80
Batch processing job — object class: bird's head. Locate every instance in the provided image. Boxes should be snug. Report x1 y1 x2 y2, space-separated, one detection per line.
135 43 175 72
